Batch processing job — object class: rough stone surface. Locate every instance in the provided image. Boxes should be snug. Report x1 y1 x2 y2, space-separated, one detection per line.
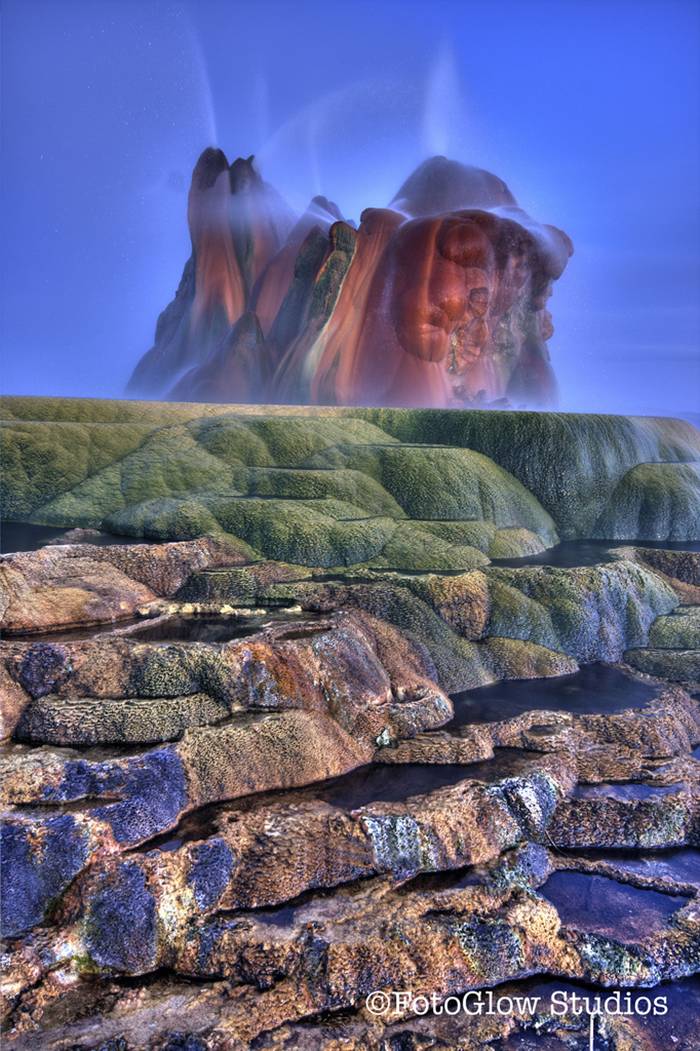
262 558 676 691
1 400 700 1049
0 610 451 940
625 646 700 683
594 462 700 541
649 605 700 649
0 536 249 634
618 545 700 605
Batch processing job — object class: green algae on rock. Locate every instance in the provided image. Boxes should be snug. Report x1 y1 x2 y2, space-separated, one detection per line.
625 647 700 684
356 407 700 538
594 462 700 541
260 559 677 690
649 607 700 650
3 399 699 566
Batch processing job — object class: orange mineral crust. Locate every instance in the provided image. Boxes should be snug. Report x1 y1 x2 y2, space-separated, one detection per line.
188 153 246 329
128 153 572 408
285 208 404 406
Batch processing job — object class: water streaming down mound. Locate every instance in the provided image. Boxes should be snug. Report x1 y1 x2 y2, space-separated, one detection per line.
127 152 573 409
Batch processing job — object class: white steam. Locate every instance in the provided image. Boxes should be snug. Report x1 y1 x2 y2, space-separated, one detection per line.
422 40 463 157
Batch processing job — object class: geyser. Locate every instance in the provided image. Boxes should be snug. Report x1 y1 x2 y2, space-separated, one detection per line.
128 151 573 408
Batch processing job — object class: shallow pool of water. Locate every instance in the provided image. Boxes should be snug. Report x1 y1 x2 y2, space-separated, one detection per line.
125 610 319 644
492 538 700 569
450 664 656 726
317 748 538 810
4 609 322 645
493 1033 584 1050
540 870 688 940
572 782 683 801
0 521 143 554
567 847 700 887
147 749 540 852
489 975 700 1050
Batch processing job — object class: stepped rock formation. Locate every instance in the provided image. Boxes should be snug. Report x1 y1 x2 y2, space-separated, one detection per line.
2 397 700 1048
128 153 572 407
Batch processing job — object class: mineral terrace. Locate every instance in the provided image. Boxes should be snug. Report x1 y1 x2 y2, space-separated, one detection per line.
1 397 699 1049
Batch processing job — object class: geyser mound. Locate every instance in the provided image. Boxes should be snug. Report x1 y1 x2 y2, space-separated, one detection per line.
128 152 573 408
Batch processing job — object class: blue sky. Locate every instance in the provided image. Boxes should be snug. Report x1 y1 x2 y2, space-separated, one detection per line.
2 0 698 414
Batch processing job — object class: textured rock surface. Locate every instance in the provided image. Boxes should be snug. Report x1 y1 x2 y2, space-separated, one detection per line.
619 545 700 604
358 407 700 539
5 974 700 1050
0 610 451 935
649 606 700 649
594 462 700 541
625 646 700 683
2 696 699 1049
0 536 249 634
2 399 700 1048
2 572 699 1049
126 153 572 409
3 399 698 548
262 558 677 691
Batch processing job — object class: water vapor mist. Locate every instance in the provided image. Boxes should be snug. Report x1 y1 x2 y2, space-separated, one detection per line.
422 40 463 157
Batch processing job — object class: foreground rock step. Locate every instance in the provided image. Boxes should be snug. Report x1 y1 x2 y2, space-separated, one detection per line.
2 677 698 998
5 973 700 1050
3 682 698 940
0 536 252 637
0 610 451 937
6 720 699 975
2 716 699 1045
4 842 699 1046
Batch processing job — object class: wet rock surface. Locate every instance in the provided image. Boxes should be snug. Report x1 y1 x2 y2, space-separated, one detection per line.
1 585 698 1047
1 404 699 1048
0 536 251 636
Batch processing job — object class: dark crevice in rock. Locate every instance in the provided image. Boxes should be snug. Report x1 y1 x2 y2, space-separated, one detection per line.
395 863 485 895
